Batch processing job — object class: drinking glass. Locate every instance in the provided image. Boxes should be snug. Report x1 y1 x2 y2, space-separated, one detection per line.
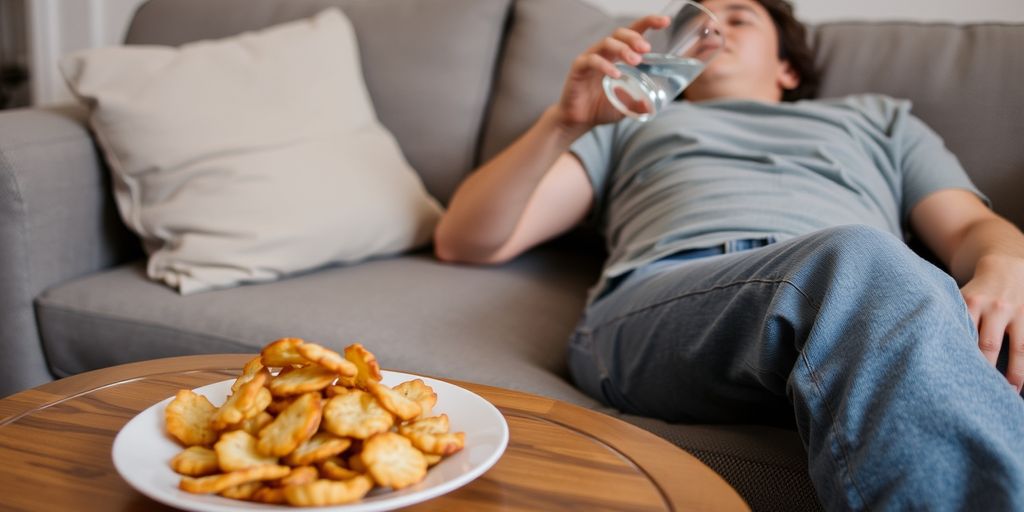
602 0 724 121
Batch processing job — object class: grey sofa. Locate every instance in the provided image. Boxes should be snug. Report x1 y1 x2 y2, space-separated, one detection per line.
1 0 1022 510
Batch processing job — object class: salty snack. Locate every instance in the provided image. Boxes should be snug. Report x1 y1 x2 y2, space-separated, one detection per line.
284 432 352 466
296 342 358 377
268 365 338 397
214 430 278 472
211 373 271 430
257 392 322 456
230 356 265 394
261 337 308 367
361 432 427 490
165 390 218 447
179 464 291 494
394 379 438 419
366 380 421 421
319 457 362 481
165 338 467 506
278 465 320 488
169 446 219 477
283 476 375 506
344 343 382 388
322 389 394 439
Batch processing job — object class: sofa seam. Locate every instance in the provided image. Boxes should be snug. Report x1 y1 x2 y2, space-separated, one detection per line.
470 0 515 169
2 133 93 152
35 298 259 351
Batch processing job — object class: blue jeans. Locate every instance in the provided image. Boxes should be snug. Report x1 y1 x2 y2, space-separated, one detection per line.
568 225 1024 511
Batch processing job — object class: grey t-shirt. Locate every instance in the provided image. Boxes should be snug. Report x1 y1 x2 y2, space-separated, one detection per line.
570 94 987 298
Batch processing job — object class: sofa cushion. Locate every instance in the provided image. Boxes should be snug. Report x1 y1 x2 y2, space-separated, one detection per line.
35 245 602 405
125 0 512 204
478 0 619 164
813 23 1024 228
62 9 443 295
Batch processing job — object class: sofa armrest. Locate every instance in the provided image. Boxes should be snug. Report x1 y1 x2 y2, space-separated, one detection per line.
0 105 141 397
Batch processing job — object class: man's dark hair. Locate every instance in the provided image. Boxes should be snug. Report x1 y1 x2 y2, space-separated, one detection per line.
699 0 820 101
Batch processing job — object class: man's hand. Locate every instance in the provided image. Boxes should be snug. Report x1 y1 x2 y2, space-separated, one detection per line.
554 15 670 134
961 255 1024 391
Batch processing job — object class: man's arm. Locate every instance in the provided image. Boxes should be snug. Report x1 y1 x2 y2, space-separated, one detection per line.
434 15 669 265
910 189 1024 390
433 108 593 264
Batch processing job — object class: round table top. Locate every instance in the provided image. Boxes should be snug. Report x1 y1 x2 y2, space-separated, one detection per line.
0 354 749 511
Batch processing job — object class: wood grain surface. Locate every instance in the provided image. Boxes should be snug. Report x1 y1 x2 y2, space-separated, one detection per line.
0 355 749 511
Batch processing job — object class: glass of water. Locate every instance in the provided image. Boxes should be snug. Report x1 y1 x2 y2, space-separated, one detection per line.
602 0 724 121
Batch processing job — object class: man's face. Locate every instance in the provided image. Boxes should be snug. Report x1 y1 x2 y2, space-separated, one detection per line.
684 0 798 102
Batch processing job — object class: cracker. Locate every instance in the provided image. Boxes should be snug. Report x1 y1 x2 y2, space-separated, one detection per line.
361 433 427 489
235 411 274 437
219 482 263 500
284 432 352 467
267 396 297 415
179 464 290 494
165 389 219 447
404 431 465 456
343 343 382 389
322 389 394 439
211 372 270 430
257 392 322 457
297 343 357 377
398 414 450 436
366 381 421 421
251 486 287 504
277 465 319 488
169 446 219 477
319 457 363 481
261 337 308 367
268 365 338 397
284 476 374 507
393 379 438 419
230 357 266 395
214 430 279 472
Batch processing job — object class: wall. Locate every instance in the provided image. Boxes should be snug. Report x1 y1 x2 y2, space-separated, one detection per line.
21 0 1024 106
586 0 1024 23
26 0 146 105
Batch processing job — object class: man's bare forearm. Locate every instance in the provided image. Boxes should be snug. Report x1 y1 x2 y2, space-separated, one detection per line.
434 106 588 262
949 216 1024 284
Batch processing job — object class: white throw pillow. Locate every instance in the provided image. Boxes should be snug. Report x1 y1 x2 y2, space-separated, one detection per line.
60 8 443 294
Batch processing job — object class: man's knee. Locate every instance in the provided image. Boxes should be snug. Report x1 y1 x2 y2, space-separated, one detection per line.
794 224 958 296
807 224 905 255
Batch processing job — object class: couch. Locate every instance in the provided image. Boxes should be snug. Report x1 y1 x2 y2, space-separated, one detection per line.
1 0 1021 509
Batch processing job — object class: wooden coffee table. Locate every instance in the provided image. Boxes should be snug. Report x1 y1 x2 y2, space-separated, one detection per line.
0 355 749 511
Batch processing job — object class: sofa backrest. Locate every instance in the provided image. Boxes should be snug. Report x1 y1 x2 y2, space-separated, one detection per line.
813 23 1024 228
480 0 1024 228
125 0 1023 227
124 0 511 205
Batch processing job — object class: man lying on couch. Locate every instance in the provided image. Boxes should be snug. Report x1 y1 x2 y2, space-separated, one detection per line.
434 0 1024 508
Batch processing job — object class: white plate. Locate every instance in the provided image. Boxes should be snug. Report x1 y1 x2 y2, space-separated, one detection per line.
112 371 509 511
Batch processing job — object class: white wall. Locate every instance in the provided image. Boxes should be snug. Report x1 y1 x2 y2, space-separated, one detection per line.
586 0 1024 23
23 0 1024 106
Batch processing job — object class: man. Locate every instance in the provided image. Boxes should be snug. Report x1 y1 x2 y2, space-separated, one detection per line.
434 0 1024 509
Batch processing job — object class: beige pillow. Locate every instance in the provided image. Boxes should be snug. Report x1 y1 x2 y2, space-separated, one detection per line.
60 8 443 294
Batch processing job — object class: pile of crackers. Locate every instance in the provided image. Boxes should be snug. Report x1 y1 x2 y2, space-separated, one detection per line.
164 338 465 506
